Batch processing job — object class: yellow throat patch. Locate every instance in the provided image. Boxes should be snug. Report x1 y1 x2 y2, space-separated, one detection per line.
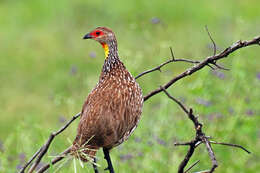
102 43 109 58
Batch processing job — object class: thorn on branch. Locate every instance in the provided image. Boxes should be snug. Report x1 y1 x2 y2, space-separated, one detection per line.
184 160 200 173
207 64 216 70
170 47 200 64
205 25 217 56
209 60 230 71
170 47 175 60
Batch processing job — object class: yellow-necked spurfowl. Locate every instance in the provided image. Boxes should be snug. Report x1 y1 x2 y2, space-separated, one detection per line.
71 27 143 173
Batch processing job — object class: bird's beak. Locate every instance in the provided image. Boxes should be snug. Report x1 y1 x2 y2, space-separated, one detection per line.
83 33 93 39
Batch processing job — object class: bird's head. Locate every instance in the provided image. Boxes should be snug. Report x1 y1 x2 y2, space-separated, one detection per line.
83 27 117 58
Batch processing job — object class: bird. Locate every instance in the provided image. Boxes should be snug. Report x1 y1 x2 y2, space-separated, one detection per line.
71 27 143 172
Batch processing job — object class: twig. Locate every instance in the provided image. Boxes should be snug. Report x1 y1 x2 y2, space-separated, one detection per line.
135 47 199 79
160 86 189 114
204 26 230 70
135 59 175 79
211 62 229 71
203 139 218 173
205 25 217 56
184 160 200 173
174 142 192 146
210 141 251 154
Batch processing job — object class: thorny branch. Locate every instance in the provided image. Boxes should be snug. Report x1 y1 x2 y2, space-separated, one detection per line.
20 32 259 172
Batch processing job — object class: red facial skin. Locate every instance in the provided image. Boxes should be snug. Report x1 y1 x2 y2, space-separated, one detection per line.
90 30 104 38
89 30 107 48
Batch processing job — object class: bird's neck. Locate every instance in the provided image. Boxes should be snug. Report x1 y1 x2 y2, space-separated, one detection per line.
101 40 123 74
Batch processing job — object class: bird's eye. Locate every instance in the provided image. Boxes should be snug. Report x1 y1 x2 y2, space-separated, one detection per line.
96 31 101 36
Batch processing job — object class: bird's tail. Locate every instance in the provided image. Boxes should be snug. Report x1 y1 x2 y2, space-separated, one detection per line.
71 142 99 162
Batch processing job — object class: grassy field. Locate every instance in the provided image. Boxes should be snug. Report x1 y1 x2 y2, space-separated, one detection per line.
0 0 260 172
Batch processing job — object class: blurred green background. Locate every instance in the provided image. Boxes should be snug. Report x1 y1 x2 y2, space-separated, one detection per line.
0 0 260 172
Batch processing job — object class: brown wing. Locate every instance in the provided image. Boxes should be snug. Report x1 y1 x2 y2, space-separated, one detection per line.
73 72 142 149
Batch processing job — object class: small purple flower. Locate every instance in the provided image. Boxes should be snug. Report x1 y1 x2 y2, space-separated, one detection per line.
137 152 143 157
154 136 167 146
156 138 166 146
246 109 254 116
0 140 4 152
89 51 97 58
211 70 225 79
256 72 260 80
134 137 142 143
35 162 45 171
196 98 212 107
208 113 223 121
19 153 26 163
228 107 234 115
119 154 133 161
58 115 67 124
16 164 23 171
151 17 161 24
69 65 78 76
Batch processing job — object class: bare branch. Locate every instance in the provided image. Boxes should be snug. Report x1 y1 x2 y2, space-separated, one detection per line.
160 86 189 114
144 35 260 101
210 141 251 154
135 47 199 79
135 58 175 79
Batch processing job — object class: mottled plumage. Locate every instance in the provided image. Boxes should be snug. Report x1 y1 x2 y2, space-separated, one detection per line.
71 27 143 161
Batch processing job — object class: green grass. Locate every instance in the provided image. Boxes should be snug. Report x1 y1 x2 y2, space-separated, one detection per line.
0 0 260 172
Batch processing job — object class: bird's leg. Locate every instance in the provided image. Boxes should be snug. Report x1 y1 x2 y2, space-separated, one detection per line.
103 148 115 173
92 157 99 173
